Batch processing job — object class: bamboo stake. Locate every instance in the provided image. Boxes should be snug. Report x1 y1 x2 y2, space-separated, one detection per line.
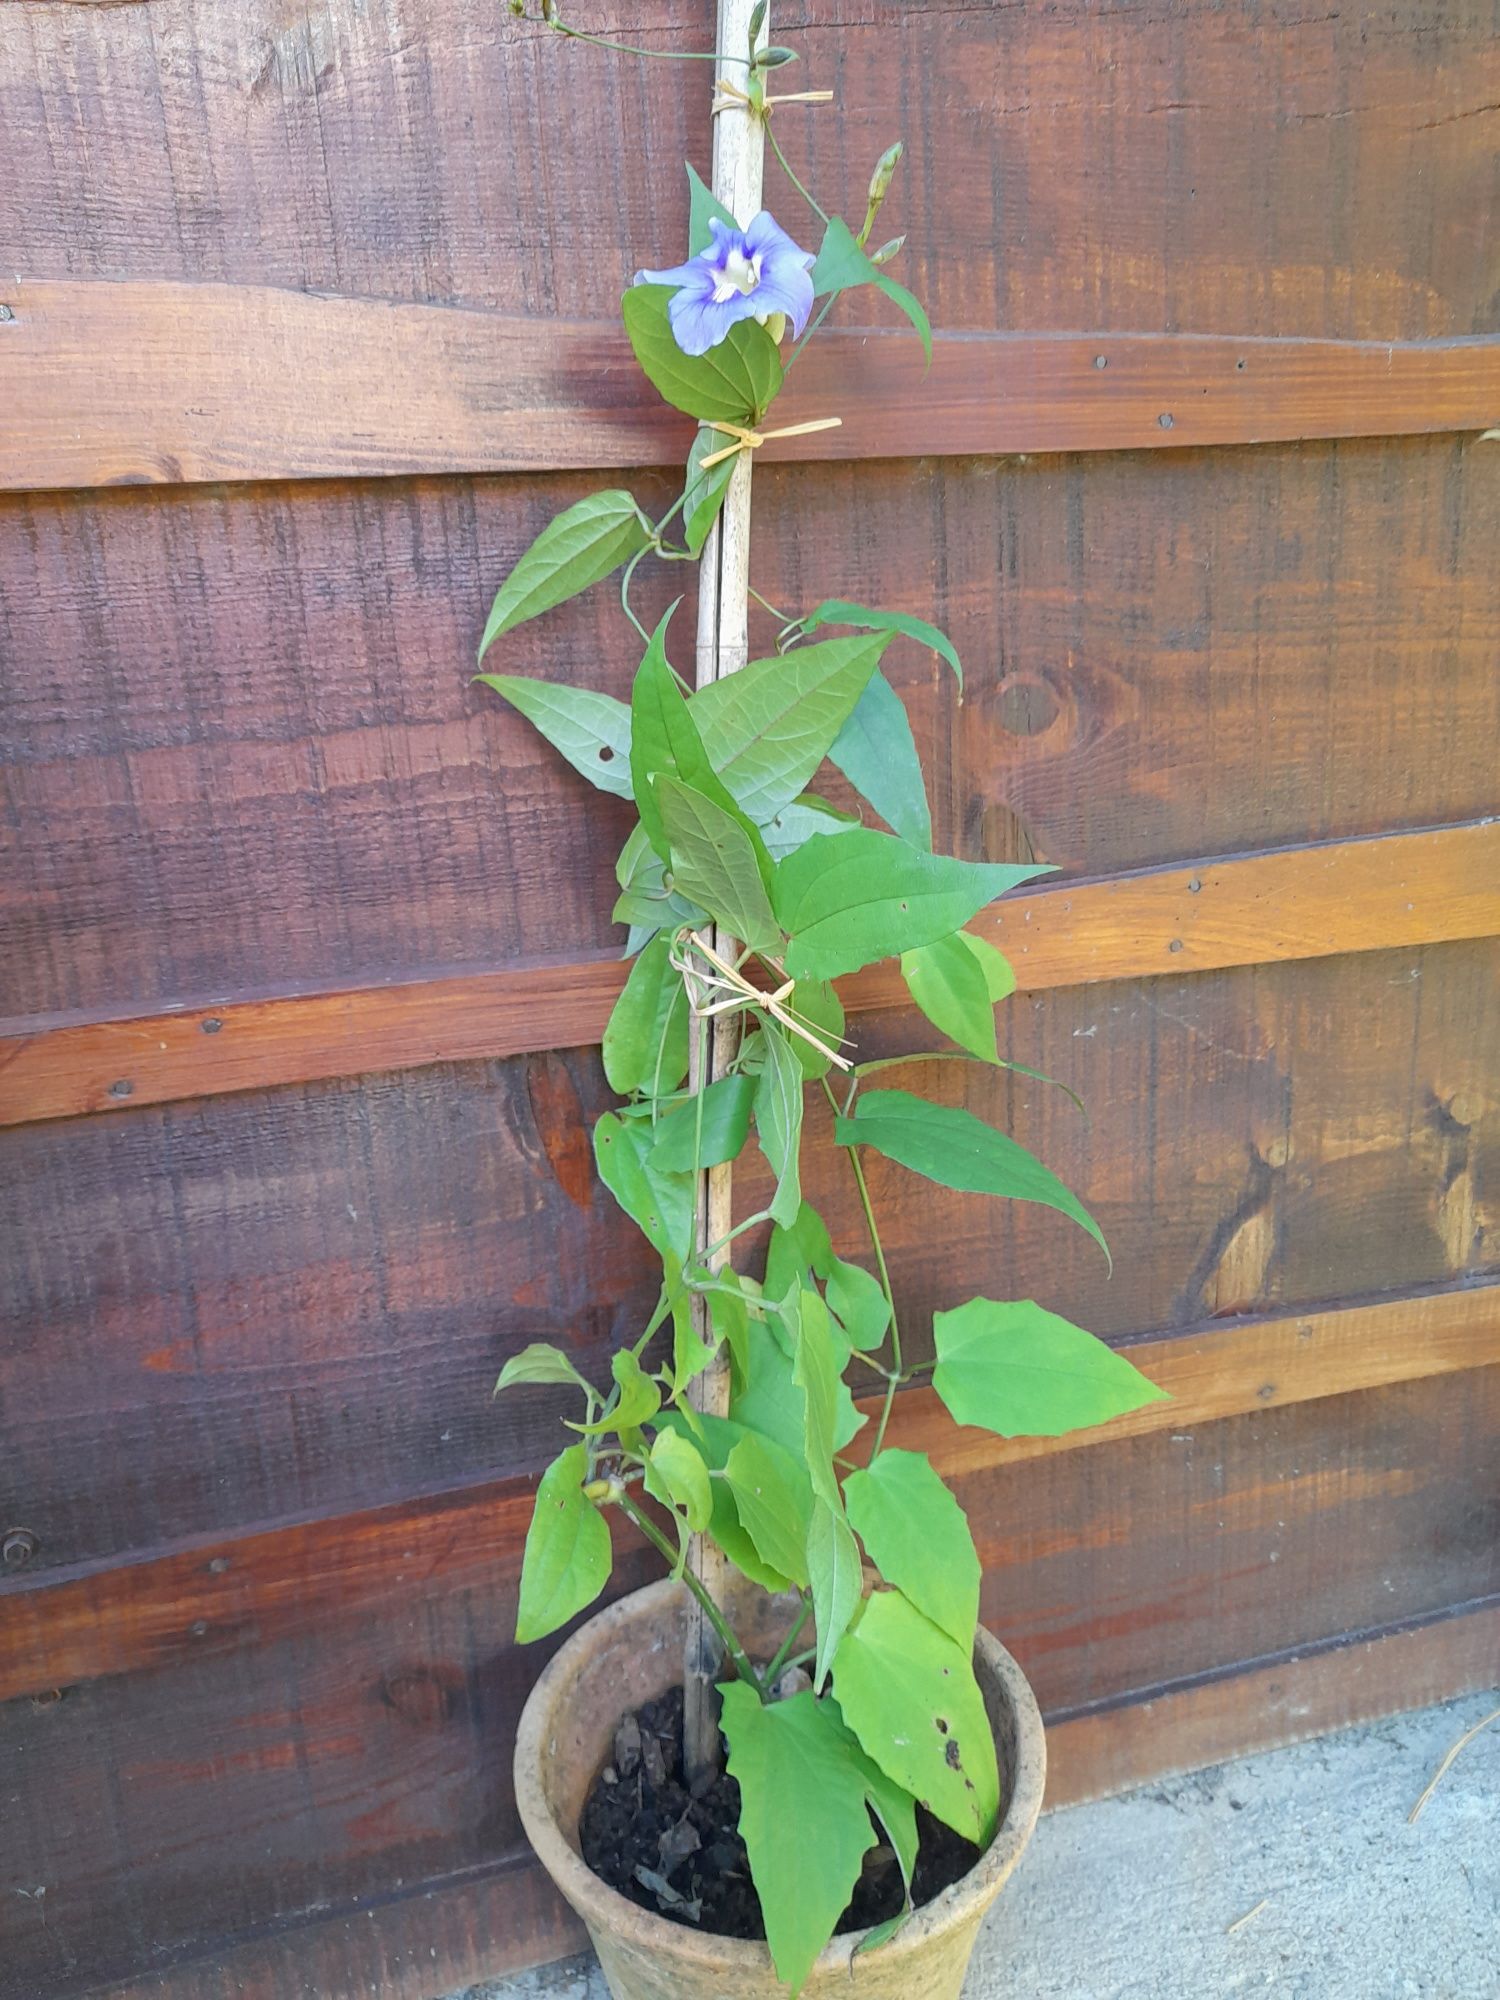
683 0 768 1788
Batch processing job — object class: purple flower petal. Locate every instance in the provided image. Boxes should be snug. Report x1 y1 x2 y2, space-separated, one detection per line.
633 209 816 355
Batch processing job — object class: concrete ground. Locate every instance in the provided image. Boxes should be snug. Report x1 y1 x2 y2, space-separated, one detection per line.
466 1690 1499 2000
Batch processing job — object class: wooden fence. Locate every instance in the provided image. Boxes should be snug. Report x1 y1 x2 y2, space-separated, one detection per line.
1 3 1497 1995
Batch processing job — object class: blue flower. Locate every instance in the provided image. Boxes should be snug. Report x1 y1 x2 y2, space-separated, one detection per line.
636 212 816 358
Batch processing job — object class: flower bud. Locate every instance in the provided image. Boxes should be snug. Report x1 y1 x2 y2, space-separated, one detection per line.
748 0 768 47
756 45 800 68
859 141 904 241
869 234 906 267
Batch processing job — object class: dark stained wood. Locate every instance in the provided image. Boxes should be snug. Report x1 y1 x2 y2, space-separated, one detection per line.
4 939 1496 1574
4 1283 1495 1708
4 437 1498 1023
6 280 1498 491
6 819 1491 1128
4 1370 1495 1999
3 0 1496 343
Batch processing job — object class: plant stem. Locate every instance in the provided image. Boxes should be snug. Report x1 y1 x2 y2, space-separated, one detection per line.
615 1492 766 1697
764 1594 813 1681
619 544 652 642
821 1076 903 1457
782 293 837 374
765 122 829 225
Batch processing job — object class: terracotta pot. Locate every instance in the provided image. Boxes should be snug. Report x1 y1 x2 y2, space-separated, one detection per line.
514 1578 1046 2000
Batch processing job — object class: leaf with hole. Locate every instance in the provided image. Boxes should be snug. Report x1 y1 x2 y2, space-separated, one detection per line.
515 1444 613 1644
932 1297 1168 1437
835 1089 1109 1261
843 1449 979 1650
623 284 783 424
689 632 891 822
827 669 931 849
774 828 1052 982
833 1589 998 1844
475 675 634 800
478 491 652 657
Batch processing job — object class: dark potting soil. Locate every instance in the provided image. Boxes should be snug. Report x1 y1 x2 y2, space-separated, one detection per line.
578 1684 983 1942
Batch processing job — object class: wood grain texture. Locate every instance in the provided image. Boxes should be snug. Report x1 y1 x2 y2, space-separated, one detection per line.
6 436 1497 1023
3 1283 1495 1707
3 818 1495 1128
3 0 1497 342
4 1370 1496 1999
77 1595 1500 2000
6 280 1498 491
5 938 1496 1573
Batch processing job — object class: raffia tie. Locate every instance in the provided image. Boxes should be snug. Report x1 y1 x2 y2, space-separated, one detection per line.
712 77 835 117
669 929 853 1073
699 416 842 471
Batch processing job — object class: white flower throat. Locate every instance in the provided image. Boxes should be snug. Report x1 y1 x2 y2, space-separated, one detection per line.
712 247 763 303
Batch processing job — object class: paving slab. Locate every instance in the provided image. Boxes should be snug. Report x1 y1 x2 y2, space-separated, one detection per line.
465 1690 1499 2000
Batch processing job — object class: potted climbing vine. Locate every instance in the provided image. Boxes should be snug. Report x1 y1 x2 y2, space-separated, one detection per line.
486 8 1166 1998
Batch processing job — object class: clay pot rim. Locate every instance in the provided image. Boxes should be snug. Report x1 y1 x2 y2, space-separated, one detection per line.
514 1578 1047 1980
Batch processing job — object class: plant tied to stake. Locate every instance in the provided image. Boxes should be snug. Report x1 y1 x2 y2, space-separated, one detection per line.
487 10 1167 1993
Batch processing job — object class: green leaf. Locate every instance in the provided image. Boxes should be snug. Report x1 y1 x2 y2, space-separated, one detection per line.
902 932 999 1063
961 931 1017 1001
475 675 634 800
602 932 690 1097
774 829 1052 983
710 1283 753 1397
808 217 932 366
494 1343 594 1396
656 1410 799 1592
824 1693 919 1895
645 1427 712 1531
835 1089 1109 1261
754 1022 805 1228
622 284 783 424
681 425 736 558
783 977 846 1081
742 1289 867 1456
648 1072 756 1171
689 633 892 822
723 1432 812 1586
833 1590 999 1844
802 598 962 691
592 1110 694 1260
807 1499 862 1694
718 1685 879 1995
854 1912 912 1959
792 1285 842 1510
657 777 781 950
843 1449 979 1650
932 1297 1169 1437
686 162 737 253
515 1444 613 1644
824 1258 890 1353
759 794 861 860
765 1201 836 1306
574 1347 662 1436
478 491 652 656
612 821 707 940
827 669 932 849
629 605 766 869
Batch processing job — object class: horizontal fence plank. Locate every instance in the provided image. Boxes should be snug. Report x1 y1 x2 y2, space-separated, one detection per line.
3 1282 1494 1707
2 819 1494 1129
3 280 1498 492
93 1593 1500 2000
